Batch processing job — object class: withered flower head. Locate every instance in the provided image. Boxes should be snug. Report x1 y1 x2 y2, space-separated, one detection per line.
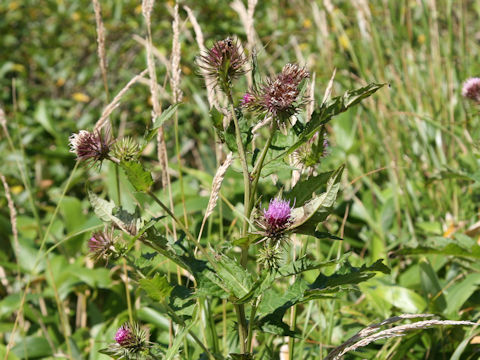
246 63 309 119
88 230 120 262
69 129 113 166
198 37 247 93
462 77 480 103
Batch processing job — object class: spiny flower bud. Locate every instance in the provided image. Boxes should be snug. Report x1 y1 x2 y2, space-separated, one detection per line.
69 129 113 166
246 63 309 119
111 137 139 162
462 77 480 103
258 243 282 270
198 37 247 93
293 132 329 170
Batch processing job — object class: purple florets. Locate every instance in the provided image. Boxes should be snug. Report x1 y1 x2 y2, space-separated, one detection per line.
240 92 254 106
69 129 113 166
246 63 309 119
462 77 480 103
88 230 117 262
115 325 133 346
263 198 292 232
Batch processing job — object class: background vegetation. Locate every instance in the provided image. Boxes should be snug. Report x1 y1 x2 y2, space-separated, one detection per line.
1 0 480 359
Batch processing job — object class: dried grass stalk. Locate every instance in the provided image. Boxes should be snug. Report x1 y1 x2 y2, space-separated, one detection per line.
306 72 316 122
133 35 171 72
322 68 337 105
1 174 19 253
205 152 233 220
0 107 6 128
325 314 477 360
170 4 183 103
196 152 233 244
92 0 108 95
184 5 219 110
94 69 148 131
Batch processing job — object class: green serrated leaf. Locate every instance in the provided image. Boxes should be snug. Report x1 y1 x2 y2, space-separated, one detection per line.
120 161 153 192
288 164 344 231
88 191 130 232
284 170 334 206
211 253 254 299
144 103 180 142
282 83 385 158
139 274 173 302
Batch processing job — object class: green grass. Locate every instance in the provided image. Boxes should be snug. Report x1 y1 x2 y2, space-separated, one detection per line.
1 0 480 359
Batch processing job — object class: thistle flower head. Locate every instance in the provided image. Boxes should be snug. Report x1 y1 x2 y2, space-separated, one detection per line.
114 323 148 350
197 37 247 93
462 77 480 103
69 129 113 166
101 322 150 357
240 92 254 106
254 198 293 242
115 324 134 346
88 230 120 262
264 198 292 231
246 63 309 119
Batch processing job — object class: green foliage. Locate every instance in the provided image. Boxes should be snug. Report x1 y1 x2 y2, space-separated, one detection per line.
2 1 479 359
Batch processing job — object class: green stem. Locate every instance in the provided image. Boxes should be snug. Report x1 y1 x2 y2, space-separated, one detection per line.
166 303 216 360
248 121 277 215
246 300 258 353
226 92 251 238
226 91 250 355
234 303 248 354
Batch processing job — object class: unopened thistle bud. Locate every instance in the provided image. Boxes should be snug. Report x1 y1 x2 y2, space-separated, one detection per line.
258 243 282 270
111 137 139 162
198 37 247 93
69 129 113 166
462 77 480 103
246 63 309 120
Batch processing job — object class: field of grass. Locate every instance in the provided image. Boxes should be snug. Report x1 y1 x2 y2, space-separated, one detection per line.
1 0 480 359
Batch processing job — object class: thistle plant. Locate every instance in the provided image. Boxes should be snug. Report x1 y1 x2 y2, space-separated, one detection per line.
71 33 391 359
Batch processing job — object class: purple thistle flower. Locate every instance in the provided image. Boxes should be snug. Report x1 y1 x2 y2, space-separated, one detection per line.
462 77 480 103
263 198 292 232
197 37 247 93
240 92 254 106
246 63 309 119
88 230 117 262
69 129 113 166
115 324 133 346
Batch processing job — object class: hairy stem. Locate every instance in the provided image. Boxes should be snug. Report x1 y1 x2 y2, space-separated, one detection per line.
248 121 277 215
